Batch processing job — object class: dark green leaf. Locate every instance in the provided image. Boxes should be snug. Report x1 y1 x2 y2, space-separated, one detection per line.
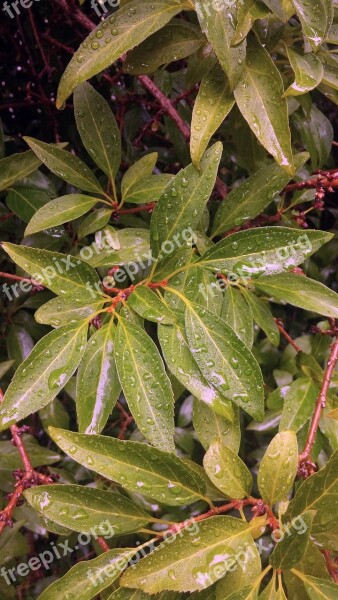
0 150 41 192
284 48 323 97
241 290 279 346
270 511 315 570
290 0 333 49
6 188 50 223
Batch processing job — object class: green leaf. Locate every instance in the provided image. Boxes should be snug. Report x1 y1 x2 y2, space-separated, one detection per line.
37 549 136 600
159 321 234 420
115 317 174 452
257 576 276 600
108 590 182 600
211 153 309 237
221 286 254 348
123 19 202 75
195 2 246 89
35 296 104 328
0 321 88 431
78 207 112 239
6 188 51 223
261 0 293 21
283 539 331 598
121 153 158 199
232 0 270 45
257 430 298 505
291 572 338 600
292 106 333 169
23 137 104 194
121 516 258 593
150 143 222 257
7 324 34 368
321 63 338 91
48 427 207 506
56 0 187 108
0 435 60 471
285 451 338 533
128 286 176 324
270 511 315 570
86 228 150 268
241 290 280 346
191 62 234 169
184 303 265 420
234 36 294 173
2 242 101 300
0 360 15 379
122 174 173 204
283 48 324 97
25 194 99 235
0 118 4 159
215 534 261 598
199 228 333 277
279 377 319 432
290 0 333 49
77 320 121 434
0 150 41 192
24 484 150 535
255 273 338 318
74 82 121 181
193 400 241 452
204 441 253 499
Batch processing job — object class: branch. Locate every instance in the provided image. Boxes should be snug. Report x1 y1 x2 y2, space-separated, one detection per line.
274 319 302 353
298 331 338 476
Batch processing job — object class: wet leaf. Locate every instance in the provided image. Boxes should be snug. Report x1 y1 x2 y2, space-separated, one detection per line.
0 150 41 192
290 0 333 49
221 286 254 348
270 511 315 570
283 48 323 97
193 400 241 453
204 441 253 499
241 290 280 346
35 296 104 328
257 430 298 505
279 377 319 432
25 194 99 235
128 286 176 324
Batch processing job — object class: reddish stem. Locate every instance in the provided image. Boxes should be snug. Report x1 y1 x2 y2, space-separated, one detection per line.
274 319 302 353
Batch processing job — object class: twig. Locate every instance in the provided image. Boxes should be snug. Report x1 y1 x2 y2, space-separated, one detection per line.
274 319 302 353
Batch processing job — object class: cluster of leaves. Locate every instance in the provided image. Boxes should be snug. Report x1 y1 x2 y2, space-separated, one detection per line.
0 0 338 598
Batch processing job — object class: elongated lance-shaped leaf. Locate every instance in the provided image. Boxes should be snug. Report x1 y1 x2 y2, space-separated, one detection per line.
221 286 254 348
56 0 187 108
158 320 234 420
232 0 270 45
121 153 158 199
283 48 324 97
191 62 234 169
128 286 176 324
0 321 88 431
24 484 150 535
150 143 222 257
121 516 260 594
290 0 333 50
215 534 261 598
255 273 338 318
279 377 319 432
25 194 99 236
0 151 41 192
48 427 207 506
123 174 174 204
195 1 246 90
257 430 298 505
193 400 241 453
78 207 112 239
269 511 315 570
74 82 121 181
198 228 333 276
114 317 175 452
211 153 309 237
23 137 104 194
85 228 150 268
37 549 136 600
234 36 294 173
77 320 121 434
184 303 264 420
204 441 253 499
6 188 50 223
2 243 101 300
35 296 104 328
291 571 338 600
261 0 294 21
241 289 280 347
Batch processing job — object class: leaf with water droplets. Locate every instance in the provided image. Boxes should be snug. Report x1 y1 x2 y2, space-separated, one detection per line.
232 0 270 45
25 194 99 236
283 48 323 97
158 320 234 420
77 320 121 434
35 296 104 328
234 36 294 173
121 153 158 198
193 400 241 452
123 19 203 75
0 150 41 192
241 289 280 347
221 286 254 348
0 321 88 431
279 377 319 433
24 484 150 535
2 243 102 300
195 1 246 90
290 0 333 49
121 515 259 594
56 0 187 108
199 227 333 277
255 272 338 318
128 286 176 324
285 451 338 533
270 511 315 570
48 427 207 506
107 590 183 600
150 142 222 257
6 187 51 223
191 62 234 169
211 153 309 237
261 0 294 21
257 430 298 505
23 137 104 194
203 440 253 499
215 532 261 598
122 174 173 205
292 106 333 170
115 317 175 452
85 228 150 268
184 303 265 420
74 82 121 181
36 548 136 600
78 207 112 239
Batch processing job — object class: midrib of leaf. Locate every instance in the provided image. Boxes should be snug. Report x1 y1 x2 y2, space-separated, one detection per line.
35 494 145 520
7 188 39 211
285 379 315 430
7 322 88 408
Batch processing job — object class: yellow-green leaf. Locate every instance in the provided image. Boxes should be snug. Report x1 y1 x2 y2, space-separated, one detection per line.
204 440 253 499
257 430 298 505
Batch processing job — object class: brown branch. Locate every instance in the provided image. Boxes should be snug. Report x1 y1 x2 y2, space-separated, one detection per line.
274 319 302 353
298 332 338 476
